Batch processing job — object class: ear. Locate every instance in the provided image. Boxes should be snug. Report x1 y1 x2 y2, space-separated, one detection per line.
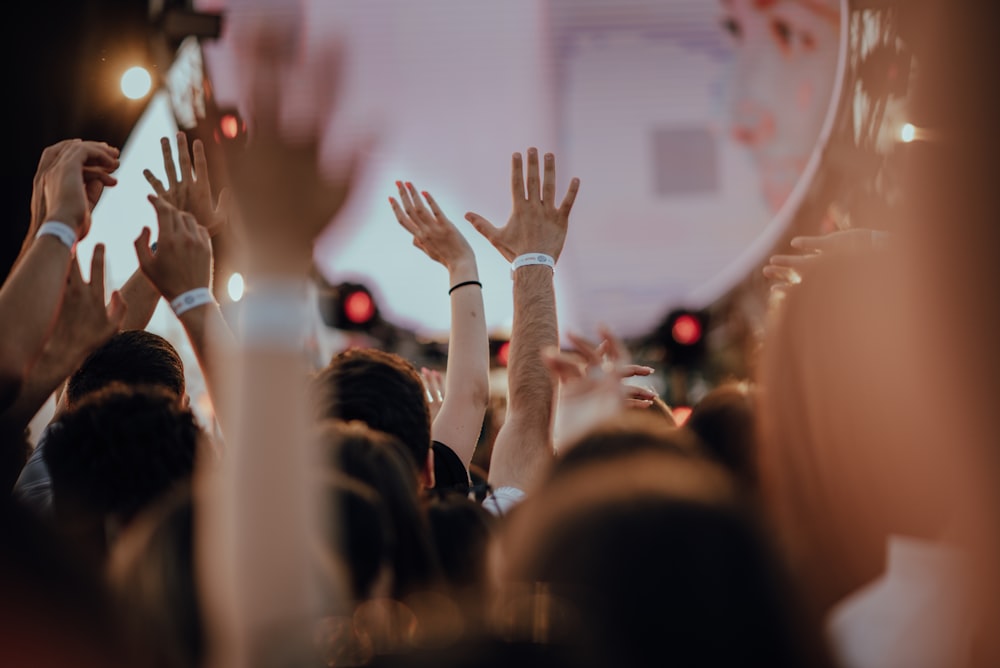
420 447 436 490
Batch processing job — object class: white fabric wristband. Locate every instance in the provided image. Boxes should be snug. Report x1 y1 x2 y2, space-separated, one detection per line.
35 221 78 251
511 253 555 278
238 279 310 350
170 287 215 317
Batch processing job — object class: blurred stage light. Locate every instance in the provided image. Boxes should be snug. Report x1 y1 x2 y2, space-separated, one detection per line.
227 272 245 302
121 66 153 100
900 123 916 143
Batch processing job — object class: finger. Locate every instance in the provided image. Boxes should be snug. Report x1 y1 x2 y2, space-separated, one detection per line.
558 177 581 217
83 167 119 187
176 131 193 183
421 190 448 223
566 331 602 367
192 138 209 183
597 323 631 365
160 136 179 191
789 235 828 253
389 197 420 236
395 180 418 219
769 254 818 268
106 290 128 330
90 244 107 299
619 364 655 379
542 348 588 383
525 148 540 201
405 182 431 220
144 169 168 198
762 264 801 285
465 212 499 243
510 152 525 203
625 385 658 402
625 398 656 409
134 227 155 272
542 152 556 204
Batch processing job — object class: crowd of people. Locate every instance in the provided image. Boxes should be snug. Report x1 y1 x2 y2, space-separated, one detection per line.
3 4 1000 667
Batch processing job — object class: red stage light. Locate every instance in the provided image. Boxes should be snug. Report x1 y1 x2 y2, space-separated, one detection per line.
496 341 511 367
344 290 376 325
220 113 241 139
671 314 703 346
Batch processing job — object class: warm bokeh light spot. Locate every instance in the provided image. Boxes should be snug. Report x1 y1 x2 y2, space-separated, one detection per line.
671 314 703 346
121 66 152 100
344 290 376 325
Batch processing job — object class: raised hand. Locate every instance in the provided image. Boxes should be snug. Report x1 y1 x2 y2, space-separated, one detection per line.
465 148 579 262
390 182 476 274
763 228 887 292
134 195 213 301
47 245 127 361
220 23 370 273
144 131 231 236
544 325 652 451
36 140 120 242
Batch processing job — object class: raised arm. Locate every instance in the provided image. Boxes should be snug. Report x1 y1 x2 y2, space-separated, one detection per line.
194 20 368 668
121 132 232 331
389 182 489 469
0 140 119 400
465 148 579 494
134 195 236 436
0 246 126 433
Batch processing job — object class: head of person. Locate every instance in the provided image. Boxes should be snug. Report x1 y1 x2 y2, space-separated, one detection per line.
720 0 843 212
547 409 703 486
312 348 434 488
686 381 760 490
106 484 204 668
319 419 442 601
493 443 831 668
43 383 204 567
66 330 186 408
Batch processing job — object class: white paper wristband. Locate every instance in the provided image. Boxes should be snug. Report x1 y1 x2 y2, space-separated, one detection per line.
511 253 555 278
170 287 215 317
35 221 78 251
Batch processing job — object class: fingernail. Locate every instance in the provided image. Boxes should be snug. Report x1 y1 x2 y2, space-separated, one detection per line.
421 191 429 198
405 181 413 189
395 180 402 188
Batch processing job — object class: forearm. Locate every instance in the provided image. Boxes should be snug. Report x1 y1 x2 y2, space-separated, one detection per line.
0 347 83 432
488 266 558 490
178 303 238 437
433 260 490 465
0 237 72 379
119 268 162 331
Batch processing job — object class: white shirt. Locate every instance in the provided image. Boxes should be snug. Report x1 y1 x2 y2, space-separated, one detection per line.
826 534 974 668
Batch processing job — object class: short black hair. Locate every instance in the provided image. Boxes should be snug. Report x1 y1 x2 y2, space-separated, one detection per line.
311 348 431 472
44 384 202 561
67 330 185 407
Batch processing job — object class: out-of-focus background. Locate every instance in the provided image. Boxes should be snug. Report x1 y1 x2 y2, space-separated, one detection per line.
5 0 915 420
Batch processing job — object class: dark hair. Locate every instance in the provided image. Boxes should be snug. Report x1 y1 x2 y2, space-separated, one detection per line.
107 483 204 668
43 384 203 563
320 420 443 600
67 330 185 407
686 382 759 489
547 410 702 485
312 349 431 474
426 491 496 622
498 448 832 668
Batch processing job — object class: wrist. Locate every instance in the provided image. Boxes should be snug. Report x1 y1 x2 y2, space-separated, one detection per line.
447 260 479 284
510 253 555 278
170 287 215 317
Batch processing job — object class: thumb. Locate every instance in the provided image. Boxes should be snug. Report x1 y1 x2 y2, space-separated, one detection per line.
464 212 498 241
134 227 155 272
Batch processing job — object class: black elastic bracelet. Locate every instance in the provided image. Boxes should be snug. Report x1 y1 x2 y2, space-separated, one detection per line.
449 280 482 296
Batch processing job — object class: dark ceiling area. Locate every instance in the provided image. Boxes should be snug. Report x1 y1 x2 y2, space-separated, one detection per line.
5 0 155 278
